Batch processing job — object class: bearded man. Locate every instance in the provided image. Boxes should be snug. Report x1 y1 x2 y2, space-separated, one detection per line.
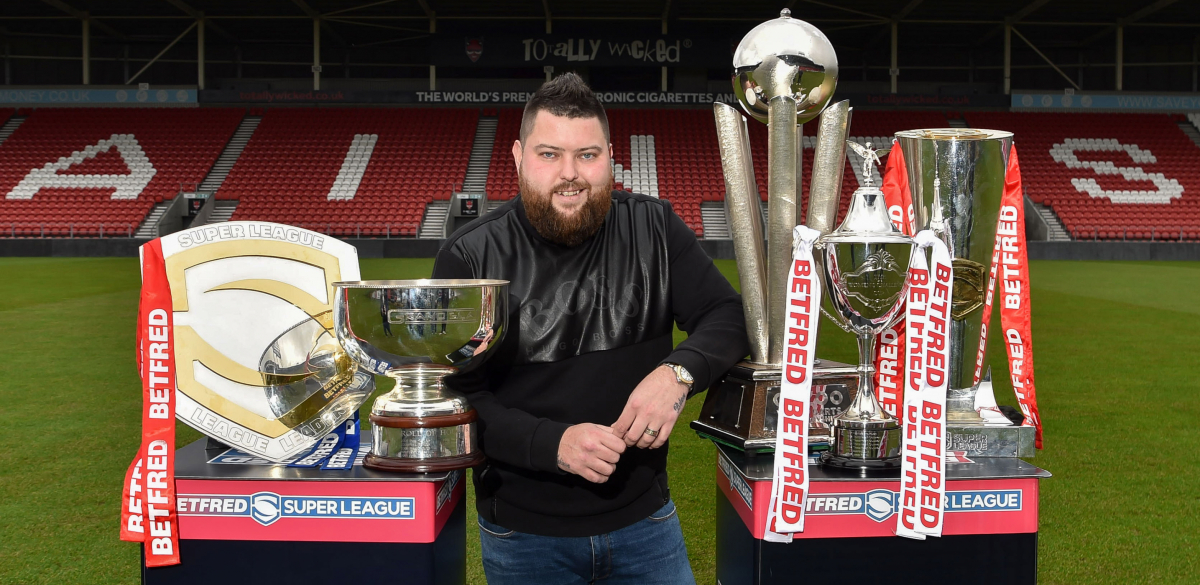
432 73 748 585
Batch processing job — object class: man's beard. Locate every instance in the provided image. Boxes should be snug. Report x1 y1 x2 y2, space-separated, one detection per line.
520 173 612 247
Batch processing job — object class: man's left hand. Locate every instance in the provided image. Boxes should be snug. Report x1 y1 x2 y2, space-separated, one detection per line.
611 365 689 449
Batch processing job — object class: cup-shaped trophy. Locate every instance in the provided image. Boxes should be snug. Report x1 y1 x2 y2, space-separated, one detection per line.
893 129 1013 424
332 279 508 472
818 143 914 469
892 129 1033 458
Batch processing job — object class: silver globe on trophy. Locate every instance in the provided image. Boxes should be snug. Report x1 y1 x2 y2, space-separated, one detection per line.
694 8 860 453
818 143 914 469
333 279 508 472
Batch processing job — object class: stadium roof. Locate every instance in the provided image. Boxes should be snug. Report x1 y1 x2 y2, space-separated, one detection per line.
1 1 1198 91
3 1 1198 49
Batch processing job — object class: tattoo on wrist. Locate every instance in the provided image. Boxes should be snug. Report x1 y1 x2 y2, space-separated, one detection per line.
557 456 571 471
673 391 686 413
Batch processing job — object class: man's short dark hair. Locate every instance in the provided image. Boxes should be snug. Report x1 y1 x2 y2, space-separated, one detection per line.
520 72 609 143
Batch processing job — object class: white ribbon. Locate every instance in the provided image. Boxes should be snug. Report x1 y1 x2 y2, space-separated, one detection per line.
764 225 822 543
896 230 952 540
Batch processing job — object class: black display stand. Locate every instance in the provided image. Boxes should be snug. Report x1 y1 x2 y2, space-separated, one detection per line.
716 494 1037 584
140 439 466 585
711 443 1050 585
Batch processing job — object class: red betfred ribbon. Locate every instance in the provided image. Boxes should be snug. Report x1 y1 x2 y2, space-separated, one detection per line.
120 239 181 566
874 141 916 417
896 231 952 540
988 147 1043 447
764 225 823 543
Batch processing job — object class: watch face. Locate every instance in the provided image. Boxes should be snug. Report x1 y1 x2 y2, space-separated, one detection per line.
673 364 693 385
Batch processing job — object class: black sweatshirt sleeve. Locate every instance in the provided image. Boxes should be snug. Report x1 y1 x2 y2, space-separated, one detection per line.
658 201 750 394
432 246 568 474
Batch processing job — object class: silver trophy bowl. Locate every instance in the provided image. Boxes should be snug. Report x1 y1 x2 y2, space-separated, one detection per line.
732 8 839 125
257 315 376 430
818 149 914 469
333 279 508 472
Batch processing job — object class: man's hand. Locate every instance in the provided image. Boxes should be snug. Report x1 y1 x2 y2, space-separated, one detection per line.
557 423 627 483
611 365 690 449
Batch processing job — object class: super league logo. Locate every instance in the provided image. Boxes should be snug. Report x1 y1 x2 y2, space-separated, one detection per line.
865 489 897 522
251 492 282 526
465 38 484 62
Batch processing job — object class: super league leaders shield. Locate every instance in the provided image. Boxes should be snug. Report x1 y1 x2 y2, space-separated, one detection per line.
156 221 374 461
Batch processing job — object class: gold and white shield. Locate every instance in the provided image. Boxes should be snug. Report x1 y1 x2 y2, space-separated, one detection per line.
157 222 374 461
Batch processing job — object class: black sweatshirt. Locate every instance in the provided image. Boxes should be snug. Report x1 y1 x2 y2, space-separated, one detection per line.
432 190 749 537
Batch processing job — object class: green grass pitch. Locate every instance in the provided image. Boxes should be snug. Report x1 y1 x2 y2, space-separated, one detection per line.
0 257 1196 584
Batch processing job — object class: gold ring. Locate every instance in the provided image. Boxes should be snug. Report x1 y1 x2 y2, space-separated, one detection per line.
643 428 659 437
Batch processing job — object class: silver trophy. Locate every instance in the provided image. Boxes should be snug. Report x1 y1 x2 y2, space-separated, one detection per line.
728 7 841 365
818 143 914 469
332 279 508 472
893 129 1034 458
695 8 858 452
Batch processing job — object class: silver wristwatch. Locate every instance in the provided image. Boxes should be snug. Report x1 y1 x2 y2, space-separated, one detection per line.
662 362 694 392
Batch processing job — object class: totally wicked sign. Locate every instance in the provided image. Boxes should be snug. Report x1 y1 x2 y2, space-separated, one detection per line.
432 35 728 67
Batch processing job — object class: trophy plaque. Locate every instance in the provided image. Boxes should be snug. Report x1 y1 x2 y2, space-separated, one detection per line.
333 279 508 473
159 222 376 462
818 143 914 469
695 8 853 451
893 129 1034 458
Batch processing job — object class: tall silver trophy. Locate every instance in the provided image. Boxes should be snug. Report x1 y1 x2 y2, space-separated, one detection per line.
818 144 914 469
333 279 508 472
694 9 860 453
894 129 1034 457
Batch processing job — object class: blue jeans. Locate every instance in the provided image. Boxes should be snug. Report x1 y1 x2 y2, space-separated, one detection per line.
477 499 696 585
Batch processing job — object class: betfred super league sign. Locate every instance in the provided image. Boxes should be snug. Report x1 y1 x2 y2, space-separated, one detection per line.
177 492 416 527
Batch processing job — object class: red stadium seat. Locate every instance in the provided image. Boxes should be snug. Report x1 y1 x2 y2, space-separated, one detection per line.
964 112 1200 241
0 107 242 237
218 108 475 236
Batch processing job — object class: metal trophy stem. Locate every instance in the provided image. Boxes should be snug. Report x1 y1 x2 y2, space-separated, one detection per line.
766 95 800 365
807 100 852 236
824 333 901 467
714 103 769 365
368 363 476 467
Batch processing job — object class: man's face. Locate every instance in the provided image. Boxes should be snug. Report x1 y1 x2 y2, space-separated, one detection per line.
513 110 613 246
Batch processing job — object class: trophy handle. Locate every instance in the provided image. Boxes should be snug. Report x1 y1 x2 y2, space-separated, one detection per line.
819 305 853 334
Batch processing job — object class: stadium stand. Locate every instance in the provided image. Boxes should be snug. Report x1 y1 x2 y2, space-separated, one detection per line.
965 112 1200 241
6 105 1198 243
220 108 477 237
0 108 242 237
485 108 522 202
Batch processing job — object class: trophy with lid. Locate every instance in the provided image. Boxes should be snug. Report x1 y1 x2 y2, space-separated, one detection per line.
333 279 508 472
693 8 860 453
818 143 914 469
